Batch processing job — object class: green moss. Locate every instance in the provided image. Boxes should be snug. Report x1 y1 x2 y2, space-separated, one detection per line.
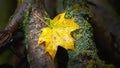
64 0 115 68
20 6 31 68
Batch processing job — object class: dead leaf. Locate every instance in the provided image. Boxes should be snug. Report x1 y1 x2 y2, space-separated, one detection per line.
38 12 79 59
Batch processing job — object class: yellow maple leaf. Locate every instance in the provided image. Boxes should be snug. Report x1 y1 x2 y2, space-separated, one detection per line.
38 12 79 59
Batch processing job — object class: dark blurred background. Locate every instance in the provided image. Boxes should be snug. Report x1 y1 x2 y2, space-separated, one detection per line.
0 0 17 30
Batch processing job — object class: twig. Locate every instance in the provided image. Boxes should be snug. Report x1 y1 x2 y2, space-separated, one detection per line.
34 12 49 25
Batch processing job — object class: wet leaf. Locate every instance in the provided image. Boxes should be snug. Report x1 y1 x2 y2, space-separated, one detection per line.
38 12 79 59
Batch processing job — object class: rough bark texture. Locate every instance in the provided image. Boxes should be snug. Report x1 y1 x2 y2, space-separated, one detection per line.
27 0 55 68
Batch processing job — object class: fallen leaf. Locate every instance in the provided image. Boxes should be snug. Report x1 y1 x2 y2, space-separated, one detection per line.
38 12 79 59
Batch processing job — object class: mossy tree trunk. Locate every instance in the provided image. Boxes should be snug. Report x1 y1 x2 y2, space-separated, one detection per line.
1 0 119 68
23 0 116 68
25 0 112 68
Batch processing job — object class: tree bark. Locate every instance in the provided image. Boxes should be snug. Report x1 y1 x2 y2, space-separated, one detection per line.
27 0 55 68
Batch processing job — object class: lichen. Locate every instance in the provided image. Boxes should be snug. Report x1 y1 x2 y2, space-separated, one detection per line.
64 0 115 68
